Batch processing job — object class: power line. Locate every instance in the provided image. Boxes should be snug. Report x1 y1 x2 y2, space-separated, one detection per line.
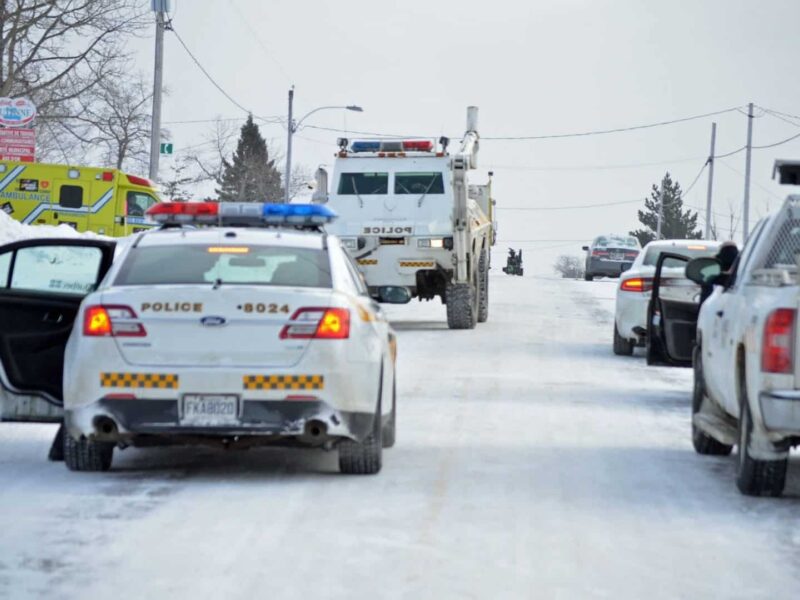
497 198 643 211
752 130 800 150
489 156 704 172
229 1 292 84
170 25 252 115
163 116 285 125
482 106 743 140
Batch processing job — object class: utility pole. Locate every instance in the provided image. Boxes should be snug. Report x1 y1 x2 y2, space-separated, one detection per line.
148 0 168 183
704 122 717 239
656 174 666 240
284 86 294 204
743 102 754 240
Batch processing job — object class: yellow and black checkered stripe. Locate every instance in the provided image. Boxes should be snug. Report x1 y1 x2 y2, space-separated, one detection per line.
357 259 378 265
243 375 324 391
399 260 435 268
100 373 178 389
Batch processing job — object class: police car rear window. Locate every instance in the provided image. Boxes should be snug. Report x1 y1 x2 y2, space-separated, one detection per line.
337 173 388 195
114 245 332 288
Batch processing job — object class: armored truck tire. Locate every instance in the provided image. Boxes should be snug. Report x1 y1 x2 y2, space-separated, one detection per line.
736 389 787 497
691 348 732 456
64 434 114 472
612 323 634 356
446 282 478 329
478 249 489 323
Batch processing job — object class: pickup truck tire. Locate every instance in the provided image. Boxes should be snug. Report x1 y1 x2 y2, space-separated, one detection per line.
736 392 787 497
64 434 114 472
339 395 383 475
478 250 489 323
613 323 634 356
691 348 733 456
446 282 477 329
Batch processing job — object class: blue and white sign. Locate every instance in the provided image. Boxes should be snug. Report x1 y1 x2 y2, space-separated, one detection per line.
0 98 36 128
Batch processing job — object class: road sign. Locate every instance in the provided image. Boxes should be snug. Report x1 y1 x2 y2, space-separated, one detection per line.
0 98 36 128
160 142 173 155
0 128 35 162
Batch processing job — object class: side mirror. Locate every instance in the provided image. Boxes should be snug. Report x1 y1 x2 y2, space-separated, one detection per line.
378 286 412 304
685 257 722 285
582 245 589 252
357 236 367 250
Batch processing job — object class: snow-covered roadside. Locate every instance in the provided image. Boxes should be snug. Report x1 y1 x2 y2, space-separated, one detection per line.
0 210 105 245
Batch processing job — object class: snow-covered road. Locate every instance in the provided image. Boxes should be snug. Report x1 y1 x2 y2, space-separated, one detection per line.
1 273 799 599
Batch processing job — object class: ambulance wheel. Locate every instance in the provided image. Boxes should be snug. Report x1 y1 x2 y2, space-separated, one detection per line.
340 387 383 475
478 250 489 323
446 283 477 329
382 380 396 449
64 434 114 472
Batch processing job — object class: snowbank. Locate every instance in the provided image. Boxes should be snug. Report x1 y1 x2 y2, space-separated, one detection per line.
0 210 103 245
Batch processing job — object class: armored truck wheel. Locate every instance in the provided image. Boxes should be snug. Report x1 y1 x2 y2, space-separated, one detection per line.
446 283 477 329
478 250 489 323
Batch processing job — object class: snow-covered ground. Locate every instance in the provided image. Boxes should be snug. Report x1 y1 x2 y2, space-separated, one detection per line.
0 211 104 245
1 271 799 598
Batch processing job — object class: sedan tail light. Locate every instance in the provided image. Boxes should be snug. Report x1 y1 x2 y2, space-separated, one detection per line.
592 250 609 257
280 308 350 340
83 305 147 337
762 308 795 374
620 277 653 292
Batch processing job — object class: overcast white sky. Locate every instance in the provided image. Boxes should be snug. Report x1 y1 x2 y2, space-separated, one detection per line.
131 0 800 269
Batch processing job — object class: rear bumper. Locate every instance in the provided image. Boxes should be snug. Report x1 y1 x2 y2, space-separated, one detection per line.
65 398 376 444
587 257 631 277
759 391 800 433
615 291 649 342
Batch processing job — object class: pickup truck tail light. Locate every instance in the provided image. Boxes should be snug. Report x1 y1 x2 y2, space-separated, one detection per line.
620 277 653 292
280 308 350 340
83 305 147 337
762 308 796 374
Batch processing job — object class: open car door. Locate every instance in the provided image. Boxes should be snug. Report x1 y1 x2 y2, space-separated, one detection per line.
646 252 698 367
0 238 116 421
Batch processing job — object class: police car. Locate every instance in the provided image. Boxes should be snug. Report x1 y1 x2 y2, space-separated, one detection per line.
0 203 397 474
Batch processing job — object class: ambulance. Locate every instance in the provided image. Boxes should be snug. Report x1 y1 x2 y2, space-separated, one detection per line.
0 160 162 236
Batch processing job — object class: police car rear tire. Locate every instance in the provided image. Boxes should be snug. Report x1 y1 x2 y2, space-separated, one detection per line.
339 398 383 475
446 283 477 329
382 380 396 449
478 250 489 323
613 323 634 356
64 434 114 472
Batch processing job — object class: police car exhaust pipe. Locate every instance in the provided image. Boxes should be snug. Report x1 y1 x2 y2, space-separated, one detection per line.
93 416 118 437
306 420 328 438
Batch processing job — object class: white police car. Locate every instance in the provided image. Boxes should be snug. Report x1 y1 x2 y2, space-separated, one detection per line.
0 203 397 474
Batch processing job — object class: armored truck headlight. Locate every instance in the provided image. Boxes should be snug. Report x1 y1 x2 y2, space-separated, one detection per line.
341 238 359 250
418 238 445 249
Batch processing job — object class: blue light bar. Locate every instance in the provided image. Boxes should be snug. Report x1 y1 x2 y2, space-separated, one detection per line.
351 141 381 152
261 203 337 225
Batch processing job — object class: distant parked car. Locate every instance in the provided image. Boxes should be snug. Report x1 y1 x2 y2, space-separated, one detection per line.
613 239 721 355
583 234 641 281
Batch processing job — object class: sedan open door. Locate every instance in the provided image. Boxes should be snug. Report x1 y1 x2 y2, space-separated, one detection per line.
0 238 116 421
646 252 698 367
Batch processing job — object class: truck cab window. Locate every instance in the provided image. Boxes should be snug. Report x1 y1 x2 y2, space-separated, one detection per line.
395 172 444 194
59 185 83 208
127 192 158 217
337 173 388 195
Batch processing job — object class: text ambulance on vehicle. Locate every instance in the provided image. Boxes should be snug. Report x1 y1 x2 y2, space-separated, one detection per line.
0 202 397 475
0 160 161 236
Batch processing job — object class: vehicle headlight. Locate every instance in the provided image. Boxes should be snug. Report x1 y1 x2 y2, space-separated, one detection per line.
341 238 358 250
418 238 445 249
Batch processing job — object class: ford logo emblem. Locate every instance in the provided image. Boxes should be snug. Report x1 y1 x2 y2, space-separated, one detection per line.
200 316 227 327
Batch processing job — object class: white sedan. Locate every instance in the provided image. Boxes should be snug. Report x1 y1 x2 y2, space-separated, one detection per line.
0 203 397 474
613 239 720 355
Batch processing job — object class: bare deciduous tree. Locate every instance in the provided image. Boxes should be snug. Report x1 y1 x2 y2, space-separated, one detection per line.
554 255 585 279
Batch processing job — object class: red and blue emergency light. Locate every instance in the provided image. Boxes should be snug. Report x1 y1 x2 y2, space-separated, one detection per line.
145 202 338 227
350 140 434 153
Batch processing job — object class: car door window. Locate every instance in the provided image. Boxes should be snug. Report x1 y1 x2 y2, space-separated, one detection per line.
6 245 104 295
0 252 9 286
344 252 369 296
729 219 767 289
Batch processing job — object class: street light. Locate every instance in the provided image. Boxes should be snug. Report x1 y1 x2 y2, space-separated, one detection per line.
284 87 363 203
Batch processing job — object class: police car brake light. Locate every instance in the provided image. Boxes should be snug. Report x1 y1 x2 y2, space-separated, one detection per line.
83 305 146 337
280 307 350 340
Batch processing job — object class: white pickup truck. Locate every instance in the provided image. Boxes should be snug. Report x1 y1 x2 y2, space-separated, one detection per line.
648 162 800 496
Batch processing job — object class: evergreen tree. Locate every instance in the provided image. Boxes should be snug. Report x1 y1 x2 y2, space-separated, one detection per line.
216 115 283 202
630 172 702 246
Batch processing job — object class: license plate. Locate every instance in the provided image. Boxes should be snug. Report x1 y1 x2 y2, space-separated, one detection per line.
181 394 239 426
610 252 624 261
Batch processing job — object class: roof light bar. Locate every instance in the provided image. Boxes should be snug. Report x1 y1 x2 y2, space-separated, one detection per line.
145 202 337 227
349 139 434 153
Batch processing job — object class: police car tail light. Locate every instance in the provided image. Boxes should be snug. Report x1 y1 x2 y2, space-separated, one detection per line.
280 308 350 340
83 305 147 337
620 277 653 292
762 308 796 374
